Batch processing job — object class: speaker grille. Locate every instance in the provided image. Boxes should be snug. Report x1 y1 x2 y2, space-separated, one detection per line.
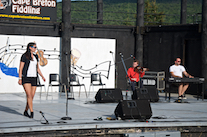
95 88 123 103
114 100 152 120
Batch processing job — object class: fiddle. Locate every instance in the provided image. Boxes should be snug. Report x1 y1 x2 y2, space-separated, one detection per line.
134 66 149 72
36 49 48 67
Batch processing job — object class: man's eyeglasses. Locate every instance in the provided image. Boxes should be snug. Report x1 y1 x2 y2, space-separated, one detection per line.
31 46 37 49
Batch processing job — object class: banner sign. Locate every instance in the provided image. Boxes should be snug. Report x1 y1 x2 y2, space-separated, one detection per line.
0 0 57 21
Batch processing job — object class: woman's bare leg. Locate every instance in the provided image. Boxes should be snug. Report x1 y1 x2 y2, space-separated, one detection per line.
31 86 37 102
23 83 33 112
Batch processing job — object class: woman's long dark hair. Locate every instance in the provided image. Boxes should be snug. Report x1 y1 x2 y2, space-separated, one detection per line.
25 42 36 60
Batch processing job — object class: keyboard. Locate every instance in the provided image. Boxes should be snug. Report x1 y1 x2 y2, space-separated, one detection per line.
167 77 205 83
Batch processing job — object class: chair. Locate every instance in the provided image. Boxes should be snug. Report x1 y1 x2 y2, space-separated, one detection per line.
47 74 67 98
88 73 106 96
37 76 46 99
69 74 87 97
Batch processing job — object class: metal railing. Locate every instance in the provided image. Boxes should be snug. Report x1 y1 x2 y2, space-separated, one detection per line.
69 9 201 25
57 1 202 26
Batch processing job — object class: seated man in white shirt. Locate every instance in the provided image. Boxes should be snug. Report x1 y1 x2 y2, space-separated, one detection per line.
169 58 193 99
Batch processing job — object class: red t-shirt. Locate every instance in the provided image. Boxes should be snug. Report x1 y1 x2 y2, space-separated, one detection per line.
127 67 145 82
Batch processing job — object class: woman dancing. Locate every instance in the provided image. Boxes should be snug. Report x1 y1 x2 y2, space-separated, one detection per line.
18 42 45 118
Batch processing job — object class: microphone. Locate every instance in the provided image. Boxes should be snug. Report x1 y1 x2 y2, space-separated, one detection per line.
119 52 123 57
110 51 113 53
40 111 44 114
130 54 134 58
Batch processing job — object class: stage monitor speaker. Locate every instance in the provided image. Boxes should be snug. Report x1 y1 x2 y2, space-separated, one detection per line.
132 87 159 102
114 100 152 120
132 88 150 100
144 86 159 102
95 88 123 103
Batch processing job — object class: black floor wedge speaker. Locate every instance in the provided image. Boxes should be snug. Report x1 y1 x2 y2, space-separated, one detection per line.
95 88 123 103
132 87 159 102
114 100 152 120
132 88 150 100
144 86 159 102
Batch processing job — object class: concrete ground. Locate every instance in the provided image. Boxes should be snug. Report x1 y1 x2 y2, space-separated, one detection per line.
0 90 207 134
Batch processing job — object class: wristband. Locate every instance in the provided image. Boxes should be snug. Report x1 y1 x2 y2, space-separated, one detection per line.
19 78 22 80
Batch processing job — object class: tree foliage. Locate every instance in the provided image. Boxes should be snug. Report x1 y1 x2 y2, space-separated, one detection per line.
57 0 202 26
144 0 165 25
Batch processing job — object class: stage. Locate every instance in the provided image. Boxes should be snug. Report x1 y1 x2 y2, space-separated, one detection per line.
0 91 207 136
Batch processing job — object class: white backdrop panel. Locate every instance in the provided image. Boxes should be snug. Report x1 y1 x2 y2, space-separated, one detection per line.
0 35 116 94
71 38 115 93
0 35 60 93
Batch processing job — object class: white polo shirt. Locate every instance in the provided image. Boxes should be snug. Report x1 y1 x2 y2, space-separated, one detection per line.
169 65 186 78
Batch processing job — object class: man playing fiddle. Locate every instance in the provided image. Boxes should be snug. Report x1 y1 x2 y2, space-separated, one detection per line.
127 60 147 99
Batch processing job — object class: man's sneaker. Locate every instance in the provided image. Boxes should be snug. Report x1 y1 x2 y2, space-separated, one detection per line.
178 96 182 99
182 95 187 99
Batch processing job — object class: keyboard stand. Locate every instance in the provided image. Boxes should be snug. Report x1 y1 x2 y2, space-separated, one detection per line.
165 80 205 101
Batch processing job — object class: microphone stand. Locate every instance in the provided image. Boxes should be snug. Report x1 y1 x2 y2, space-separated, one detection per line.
40 111 49 124
61 52 72 120
119 53 132 99
110 51 118 88
119 53 131 84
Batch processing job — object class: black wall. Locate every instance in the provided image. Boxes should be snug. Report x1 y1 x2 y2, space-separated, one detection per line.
144 25 201 77
0 20 60 36
0 21 202 94
143 24 202 94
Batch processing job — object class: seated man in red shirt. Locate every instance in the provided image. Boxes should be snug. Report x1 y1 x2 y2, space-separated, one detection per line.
127 60 147 99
